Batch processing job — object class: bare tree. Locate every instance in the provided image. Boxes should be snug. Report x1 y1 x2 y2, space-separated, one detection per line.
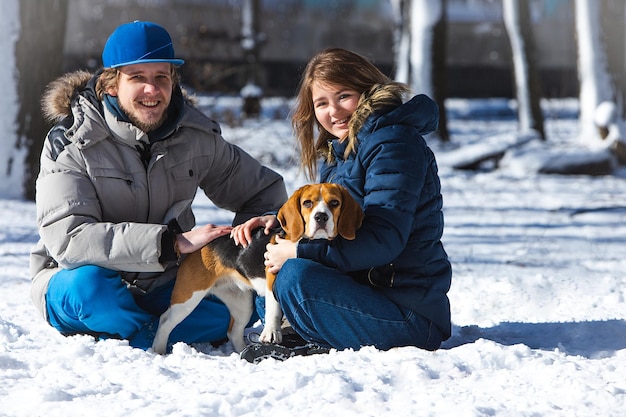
391 0 411 87
502 0 545 140
16 0 69 200
0 0 23 199
240 0 265 118
601 0 626 113
575 0 626 145
599 0 626 163
390 0 448 141
432 0 449 142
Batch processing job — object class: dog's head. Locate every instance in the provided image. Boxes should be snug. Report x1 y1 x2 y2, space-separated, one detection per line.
277 183 364 241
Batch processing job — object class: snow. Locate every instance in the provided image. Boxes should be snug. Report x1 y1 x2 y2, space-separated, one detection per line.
594 101 616 128
1 96 625 416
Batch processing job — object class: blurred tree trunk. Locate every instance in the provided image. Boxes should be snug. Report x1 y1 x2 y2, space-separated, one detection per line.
502 0 545 140
0 0 22 199
432 0 449 142
391 0 410 85
390 0 449 141
240 0 264 118
602 0 626 105
598 0 626 163
16 0 68 200
574 0 625 144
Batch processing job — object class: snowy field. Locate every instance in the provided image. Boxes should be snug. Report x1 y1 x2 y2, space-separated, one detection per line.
0 98 625 416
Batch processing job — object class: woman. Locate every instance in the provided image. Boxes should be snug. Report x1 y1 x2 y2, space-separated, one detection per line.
233 48 451 352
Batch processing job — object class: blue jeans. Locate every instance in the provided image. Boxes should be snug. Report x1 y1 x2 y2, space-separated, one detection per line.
274 259 442 351
45 265 235 350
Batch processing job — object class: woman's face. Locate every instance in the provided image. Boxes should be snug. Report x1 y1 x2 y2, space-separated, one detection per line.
311 81 360 139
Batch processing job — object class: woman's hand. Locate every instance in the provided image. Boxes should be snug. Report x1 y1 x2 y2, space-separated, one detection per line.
231 215 278 247
264 236 297 274
175 224 232 254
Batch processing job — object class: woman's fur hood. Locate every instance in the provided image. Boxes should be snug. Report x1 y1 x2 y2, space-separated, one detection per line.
347 82 410 141
40 70 197 125
326 83 438 162
340 82 411 157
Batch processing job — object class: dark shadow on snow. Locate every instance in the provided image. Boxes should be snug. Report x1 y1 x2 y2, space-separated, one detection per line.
441 319 626 359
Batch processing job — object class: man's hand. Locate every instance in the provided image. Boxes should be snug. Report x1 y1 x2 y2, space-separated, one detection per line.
175 224 232 254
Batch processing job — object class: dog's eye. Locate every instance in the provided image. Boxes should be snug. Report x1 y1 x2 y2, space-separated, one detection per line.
329 199 340 208
302 200 313 208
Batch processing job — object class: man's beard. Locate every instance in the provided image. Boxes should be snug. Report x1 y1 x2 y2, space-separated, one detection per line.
121 103 168 133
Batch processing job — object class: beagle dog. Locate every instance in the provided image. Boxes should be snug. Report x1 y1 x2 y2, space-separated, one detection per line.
152 183 364 354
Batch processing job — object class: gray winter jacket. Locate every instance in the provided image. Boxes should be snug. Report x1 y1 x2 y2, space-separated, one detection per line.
30 71 287 319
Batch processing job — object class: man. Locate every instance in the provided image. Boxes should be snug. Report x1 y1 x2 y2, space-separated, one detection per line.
30 21 287 350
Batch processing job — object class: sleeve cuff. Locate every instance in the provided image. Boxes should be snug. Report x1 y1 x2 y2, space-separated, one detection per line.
159 219 183 264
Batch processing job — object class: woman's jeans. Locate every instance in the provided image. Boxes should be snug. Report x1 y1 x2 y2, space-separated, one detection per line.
273 259 443 351
45 265 235 350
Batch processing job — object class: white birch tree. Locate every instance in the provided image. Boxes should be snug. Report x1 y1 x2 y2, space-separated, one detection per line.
575 0 625 147
390 0 442 98
502 0 545 139
390 0 448 140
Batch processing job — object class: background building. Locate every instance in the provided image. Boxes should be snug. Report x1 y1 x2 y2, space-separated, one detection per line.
62 0 577 97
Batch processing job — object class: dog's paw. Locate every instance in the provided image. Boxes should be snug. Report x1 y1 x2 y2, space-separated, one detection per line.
259 328 283 344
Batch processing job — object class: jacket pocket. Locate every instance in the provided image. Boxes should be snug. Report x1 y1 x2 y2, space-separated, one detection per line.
169 160 201 200
90 168 140 221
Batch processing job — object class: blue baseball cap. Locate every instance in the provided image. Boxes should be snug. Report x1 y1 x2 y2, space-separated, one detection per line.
102 21 185 68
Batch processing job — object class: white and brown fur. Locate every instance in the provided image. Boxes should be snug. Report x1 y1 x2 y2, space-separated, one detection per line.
152 183 364 354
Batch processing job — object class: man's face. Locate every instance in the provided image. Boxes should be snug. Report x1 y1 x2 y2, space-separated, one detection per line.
107 62 173 132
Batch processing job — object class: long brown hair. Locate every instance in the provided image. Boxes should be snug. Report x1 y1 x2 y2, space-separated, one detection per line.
292 48 408 180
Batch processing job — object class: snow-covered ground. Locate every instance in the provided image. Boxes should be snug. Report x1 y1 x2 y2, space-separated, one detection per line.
1 97 625 416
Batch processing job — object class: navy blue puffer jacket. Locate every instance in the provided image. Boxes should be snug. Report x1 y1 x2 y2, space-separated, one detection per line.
297 91 451 340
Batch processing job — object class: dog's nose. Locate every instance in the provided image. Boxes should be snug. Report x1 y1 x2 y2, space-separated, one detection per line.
314 212 328 225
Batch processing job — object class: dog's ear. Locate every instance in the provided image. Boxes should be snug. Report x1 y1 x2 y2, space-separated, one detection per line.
277 187 305 241
337 186 364 240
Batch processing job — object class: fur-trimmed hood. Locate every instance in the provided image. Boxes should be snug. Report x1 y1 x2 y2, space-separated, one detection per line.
41 70 94 124
330 84 438 161
349 83 438 141
347 83 410 142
